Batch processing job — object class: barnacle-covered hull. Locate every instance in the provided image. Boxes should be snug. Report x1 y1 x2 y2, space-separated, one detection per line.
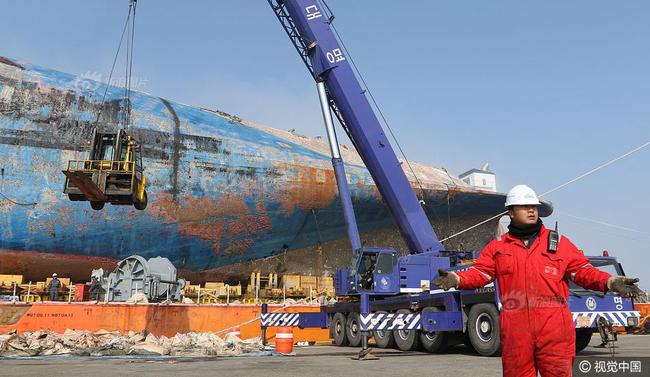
0 57 505 282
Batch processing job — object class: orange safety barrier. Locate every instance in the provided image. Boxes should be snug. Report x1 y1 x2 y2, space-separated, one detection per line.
0 302 330 342
275 326 294 354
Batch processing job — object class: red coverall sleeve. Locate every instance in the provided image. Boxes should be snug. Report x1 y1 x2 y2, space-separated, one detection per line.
457 241 497 290
562 237 611 292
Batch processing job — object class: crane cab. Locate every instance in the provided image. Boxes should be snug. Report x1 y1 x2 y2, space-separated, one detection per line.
63 129 147 211
335 248 400 296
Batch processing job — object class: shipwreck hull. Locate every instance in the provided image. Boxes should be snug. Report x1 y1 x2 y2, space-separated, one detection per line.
0 57 505 282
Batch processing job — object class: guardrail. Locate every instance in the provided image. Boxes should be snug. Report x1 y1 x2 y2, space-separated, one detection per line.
66 160 135 173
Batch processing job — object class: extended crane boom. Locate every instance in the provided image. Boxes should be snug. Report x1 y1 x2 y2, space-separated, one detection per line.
269 0 443 255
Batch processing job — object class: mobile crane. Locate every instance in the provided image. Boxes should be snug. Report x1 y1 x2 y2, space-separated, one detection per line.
265 0 470 358
259 0 640 359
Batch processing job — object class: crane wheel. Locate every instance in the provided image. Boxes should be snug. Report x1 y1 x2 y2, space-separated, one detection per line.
90 201 105 210
467 303 501 356
419 307 449 353
134 190 147 210
346 312 363 347
575 329 593 353
331 312 349 346
393 309 420 351
372 311 395 348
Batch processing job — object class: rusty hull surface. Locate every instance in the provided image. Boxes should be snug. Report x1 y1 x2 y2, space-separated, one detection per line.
0 56 506 283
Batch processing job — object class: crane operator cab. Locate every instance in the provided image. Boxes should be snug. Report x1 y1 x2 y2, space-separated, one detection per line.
337 248 399 295
63 129 147 211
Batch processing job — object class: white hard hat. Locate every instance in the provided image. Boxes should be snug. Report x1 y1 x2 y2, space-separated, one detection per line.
52 273 57 277
504 185 541 207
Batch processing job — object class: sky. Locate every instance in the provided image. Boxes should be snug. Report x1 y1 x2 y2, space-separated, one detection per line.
2 1 649 288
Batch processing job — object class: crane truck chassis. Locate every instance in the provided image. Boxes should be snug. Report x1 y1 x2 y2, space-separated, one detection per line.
261 255 640 356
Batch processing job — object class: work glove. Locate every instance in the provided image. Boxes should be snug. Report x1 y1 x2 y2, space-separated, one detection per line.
607 276 643 298
432 269 460 291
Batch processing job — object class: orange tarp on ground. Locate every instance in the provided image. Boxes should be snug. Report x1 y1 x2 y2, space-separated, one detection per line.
0 302 330 343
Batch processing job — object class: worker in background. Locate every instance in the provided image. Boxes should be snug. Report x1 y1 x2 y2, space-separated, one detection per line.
89 276 102 301
434 185 642 377
47 273 61 301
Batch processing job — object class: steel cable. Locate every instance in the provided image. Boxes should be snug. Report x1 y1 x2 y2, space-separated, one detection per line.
93 5 132 126
440 139 650 243
0 169 37 206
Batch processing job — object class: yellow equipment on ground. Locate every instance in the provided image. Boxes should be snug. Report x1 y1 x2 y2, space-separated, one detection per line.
280 274 334 298
62 129 147 210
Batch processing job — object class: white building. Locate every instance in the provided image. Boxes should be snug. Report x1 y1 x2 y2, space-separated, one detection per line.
459 163 497 192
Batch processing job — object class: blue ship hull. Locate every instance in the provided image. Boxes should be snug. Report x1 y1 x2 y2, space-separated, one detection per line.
0 57 505 282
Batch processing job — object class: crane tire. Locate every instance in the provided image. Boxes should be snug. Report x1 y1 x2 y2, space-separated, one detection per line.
393 309 420 351
346 312 363 347
372 311 395 348
575 329 593 353
467 303 501 356
331 312 349 346
419 307 449 353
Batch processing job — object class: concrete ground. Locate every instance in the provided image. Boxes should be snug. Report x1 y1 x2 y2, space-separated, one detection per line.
1 335 648 377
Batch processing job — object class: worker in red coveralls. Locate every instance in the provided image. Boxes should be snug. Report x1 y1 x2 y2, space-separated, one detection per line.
434 185 642 377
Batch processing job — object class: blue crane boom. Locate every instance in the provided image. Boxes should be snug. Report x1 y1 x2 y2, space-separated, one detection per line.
269 0 443 255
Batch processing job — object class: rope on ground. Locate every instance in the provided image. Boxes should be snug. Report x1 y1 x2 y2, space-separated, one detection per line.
440 139 650 243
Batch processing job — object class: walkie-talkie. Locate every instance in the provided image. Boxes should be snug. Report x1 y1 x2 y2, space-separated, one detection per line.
548 221 559 253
